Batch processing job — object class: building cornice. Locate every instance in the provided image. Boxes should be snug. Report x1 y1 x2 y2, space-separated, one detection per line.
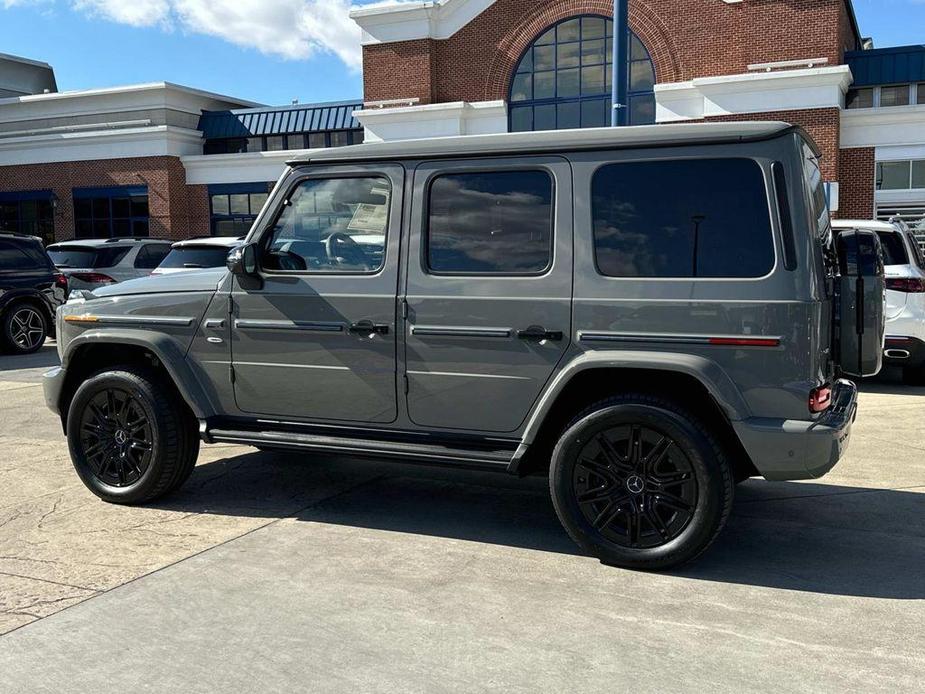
350 0 498 45
655 65 853 122
841 105 925 148
353 100 507 141
181 151 301 185
0 125 205 166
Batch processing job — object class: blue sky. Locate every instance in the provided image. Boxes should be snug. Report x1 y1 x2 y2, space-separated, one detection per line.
0 0 923 107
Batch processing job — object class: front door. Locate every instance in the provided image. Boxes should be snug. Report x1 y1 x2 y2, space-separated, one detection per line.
231 165 403 423
404 157 573 433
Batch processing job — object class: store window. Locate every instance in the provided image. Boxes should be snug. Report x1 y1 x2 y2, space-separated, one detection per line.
846 88 874 109
209 184 272 237
0 191 56 245
203 130 364 155
509 15 655 132
876 160 925 190
73 186 149 239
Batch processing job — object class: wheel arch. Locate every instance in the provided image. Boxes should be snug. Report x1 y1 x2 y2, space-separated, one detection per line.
58 332 214 433
0 290 53 325
515 352 758 481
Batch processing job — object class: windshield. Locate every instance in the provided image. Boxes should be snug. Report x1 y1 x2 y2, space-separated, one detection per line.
47 245 131 268
157 245 236 269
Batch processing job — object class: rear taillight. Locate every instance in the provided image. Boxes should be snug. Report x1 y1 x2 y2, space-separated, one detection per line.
53 273 68 291
885 278 925 293
809 385 833 414
70 272 116 285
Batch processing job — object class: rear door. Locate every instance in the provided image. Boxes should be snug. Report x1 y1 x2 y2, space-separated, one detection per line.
403 157 573 433
230 165 402 423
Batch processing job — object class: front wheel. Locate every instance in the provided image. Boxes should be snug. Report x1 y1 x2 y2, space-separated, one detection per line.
67 367 199 504
549 394 734 571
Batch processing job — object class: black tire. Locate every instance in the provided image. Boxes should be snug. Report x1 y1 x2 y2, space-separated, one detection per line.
1 302 48 355
549 394 734 571
67 367 200 504
902 365 925 386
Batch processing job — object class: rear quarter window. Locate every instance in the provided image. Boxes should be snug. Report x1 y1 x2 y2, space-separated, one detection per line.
0 240 46 271
591 158 775 278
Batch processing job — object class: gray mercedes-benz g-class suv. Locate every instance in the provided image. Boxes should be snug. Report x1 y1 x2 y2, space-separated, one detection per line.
44 122 885 570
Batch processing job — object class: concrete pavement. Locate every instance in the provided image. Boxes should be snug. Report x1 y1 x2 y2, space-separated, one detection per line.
1 345 923 692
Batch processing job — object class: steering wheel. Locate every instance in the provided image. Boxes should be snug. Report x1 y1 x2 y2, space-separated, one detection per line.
325 231 368 268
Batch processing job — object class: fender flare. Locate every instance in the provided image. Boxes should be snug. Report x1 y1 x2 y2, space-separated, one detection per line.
521 350 751 445
61 329 216 420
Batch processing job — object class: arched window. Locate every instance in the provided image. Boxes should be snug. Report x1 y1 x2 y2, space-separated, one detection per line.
508 15 656 131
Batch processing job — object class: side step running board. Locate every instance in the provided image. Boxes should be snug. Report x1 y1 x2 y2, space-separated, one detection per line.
207 428 516 470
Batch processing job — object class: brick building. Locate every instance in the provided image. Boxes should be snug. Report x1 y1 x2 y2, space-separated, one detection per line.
351 0 925 233
2 0 925 245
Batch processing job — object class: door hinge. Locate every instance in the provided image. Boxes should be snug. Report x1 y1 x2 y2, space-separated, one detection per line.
229 364 236 384
400 298 408 320
403 373 409 395
227 295 235 316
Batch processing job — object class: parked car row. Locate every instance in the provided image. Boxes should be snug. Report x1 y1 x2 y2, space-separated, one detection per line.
0 233 242 353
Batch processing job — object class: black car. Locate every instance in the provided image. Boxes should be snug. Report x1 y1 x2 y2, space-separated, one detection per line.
0 232 68 354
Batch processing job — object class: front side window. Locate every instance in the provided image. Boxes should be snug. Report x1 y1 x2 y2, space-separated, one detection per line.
592 159 774 278
426 170 554 274
262 176 390 273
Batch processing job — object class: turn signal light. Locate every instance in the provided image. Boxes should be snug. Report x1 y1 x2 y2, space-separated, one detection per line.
809 385 833 414
70 272 116 285
885 278 925 293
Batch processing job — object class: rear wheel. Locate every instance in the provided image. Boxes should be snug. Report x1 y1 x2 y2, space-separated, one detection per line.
549 394 734 571
1 303 48 354
67 367 199 504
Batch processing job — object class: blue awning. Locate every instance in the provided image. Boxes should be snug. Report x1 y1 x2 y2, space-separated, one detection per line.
199 100 363 139
847 45 925 87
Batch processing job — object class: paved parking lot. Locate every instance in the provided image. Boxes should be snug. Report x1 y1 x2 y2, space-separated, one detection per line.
1 344 923 692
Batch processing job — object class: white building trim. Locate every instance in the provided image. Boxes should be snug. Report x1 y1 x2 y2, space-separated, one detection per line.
0 82 257 125
0 125 205 166
350 0 497 45
841 105 925 149
182 150 306 185
355 100 507 142
655 65 853 123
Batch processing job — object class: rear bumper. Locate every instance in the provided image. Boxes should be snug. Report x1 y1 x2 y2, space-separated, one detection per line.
883 336 925 368
732 379 858 481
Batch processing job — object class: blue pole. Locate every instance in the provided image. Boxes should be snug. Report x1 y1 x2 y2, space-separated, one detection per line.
611 0 629 127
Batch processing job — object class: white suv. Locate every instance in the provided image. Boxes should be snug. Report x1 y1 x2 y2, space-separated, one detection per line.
834 220 925 384
47 238 172 290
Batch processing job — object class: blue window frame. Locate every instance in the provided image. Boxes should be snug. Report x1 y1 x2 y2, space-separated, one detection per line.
208 182 272 237
508 15 656 132
0 190 56 245
72 186 149 240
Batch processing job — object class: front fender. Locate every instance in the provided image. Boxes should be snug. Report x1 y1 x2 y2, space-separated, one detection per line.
521 350 751 445
61 329 217 420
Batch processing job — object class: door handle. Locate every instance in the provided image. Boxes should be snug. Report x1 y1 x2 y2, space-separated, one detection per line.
517 326 563 342
348 320 390 336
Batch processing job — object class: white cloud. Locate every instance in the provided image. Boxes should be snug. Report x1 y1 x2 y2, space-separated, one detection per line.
3 0 380 70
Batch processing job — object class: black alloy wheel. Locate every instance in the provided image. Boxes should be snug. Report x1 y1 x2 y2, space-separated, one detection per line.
572 424 697 549
79 388 154 487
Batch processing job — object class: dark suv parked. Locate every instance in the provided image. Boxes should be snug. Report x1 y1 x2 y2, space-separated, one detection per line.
0 232 68 354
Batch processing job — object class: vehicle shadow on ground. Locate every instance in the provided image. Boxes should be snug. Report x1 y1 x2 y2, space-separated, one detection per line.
859 366 925 396
158 448 925 600
0 343 59 373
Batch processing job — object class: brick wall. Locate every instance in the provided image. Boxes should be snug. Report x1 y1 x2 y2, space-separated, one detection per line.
706 108 842 182
0 156 210 242
363 0 857 104
838 147 876 219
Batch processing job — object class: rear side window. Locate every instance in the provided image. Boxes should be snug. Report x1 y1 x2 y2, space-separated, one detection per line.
134 244 171 269
426 170 553 274
875 232 908 266
0 240 45 271
158 245 236 269
47 245 131 268
591 159 775 278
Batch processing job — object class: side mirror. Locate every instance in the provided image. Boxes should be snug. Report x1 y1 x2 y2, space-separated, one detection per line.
835 229 886 378
227 244 258 276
